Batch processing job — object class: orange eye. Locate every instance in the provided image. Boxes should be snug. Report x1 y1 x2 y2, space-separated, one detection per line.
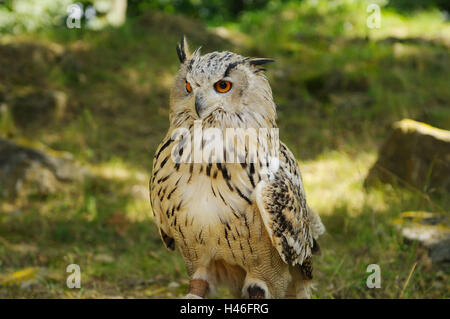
214 80 232 93
185 81 192 93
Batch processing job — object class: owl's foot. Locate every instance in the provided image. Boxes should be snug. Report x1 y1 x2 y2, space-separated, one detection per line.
186 278 209 298
242 276 270 299
183 293 204 299
247 285 266 299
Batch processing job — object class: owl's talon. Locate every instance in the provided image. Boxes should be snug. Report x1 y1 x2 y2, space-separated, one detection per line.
248 284 266 299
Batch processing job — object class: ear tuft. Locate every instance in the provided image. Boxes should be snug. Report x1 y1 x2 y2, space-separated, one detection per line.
176 36 190 63
248 58 276 67
191 46 202 60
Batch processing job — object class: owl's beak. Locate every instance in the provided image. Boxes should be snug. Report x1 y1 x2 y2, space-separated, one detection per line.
195 93 205 117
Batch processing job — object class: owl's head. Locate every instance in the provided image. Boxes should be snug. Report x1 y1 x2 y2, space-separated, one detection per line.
170 37 277 129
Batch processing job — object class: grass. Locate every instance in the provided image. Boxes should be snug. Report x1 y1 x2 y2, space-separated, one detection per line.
0 1 449 298
304 151 448 298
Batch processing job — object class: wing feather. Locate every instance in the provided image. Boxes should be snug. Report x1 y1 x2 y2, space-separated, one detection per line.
150 135 176 251
255 143 322 267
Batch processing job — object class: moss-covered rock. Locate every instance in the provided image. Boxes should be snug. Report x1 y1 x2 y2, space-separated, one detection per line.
0 137 87 200
365 119 450 194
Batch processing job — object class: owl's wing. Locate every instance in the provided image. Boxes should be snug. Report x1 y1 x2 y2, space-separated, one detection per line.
254 143 323 271
150 135 176 251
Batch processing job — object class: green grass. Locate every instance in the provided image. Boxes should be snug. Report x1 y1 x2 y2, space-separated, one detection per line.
0 1 449 298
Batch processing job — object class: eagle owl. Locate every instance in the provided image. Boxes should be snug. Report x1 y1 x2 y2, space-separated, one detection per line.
150 37 325 299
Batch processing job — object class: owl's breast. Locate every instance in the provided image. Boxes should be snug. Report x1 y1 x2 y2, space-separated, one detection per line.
173 163 253 226
151 159 257 246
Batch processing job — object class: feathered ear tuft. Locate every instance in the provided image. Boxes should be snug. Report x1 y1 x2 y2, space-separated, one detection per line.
248 58 276 67
176 36 190 63
191 46 202 60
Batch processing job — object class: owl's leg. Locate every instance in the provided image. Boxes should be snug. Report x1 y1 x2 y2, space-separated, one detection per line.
186 279 208 298
242 276 270 299
184 267 209 299
289 266 312 299
285 279 296 299
295 279 312 299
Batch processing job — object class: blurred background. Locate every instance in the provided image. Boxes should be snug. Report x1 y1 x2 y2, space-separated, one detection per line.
0 0 449 298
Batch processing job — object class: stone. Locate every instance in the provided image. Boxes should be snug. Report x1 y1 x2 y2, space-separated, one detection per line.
365 119 450 193
10 89 67 128
168 281 180 289
0 137 87 200
392 211 450 271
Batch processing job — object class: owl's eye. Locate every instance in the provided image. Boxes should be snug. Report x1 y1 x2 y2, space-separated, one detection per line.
214 80 232 93
185 81 192 93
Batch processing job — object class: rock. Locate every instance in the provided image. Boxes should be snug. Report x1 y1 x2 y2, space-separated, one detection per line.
0 137 87 200
0 103 17 137
365 119 450 193
429 239 450 265
168 282 180 289
0 42 60 87
392 211 450 271
10 89 67 128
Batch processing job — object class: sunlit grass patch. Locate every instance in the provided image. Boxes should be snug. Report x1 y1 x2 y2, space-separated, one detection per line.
302 151 377 215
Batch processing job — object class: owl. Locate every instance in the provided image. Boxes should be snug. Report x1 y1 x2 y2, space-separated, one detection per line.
150 37 325 299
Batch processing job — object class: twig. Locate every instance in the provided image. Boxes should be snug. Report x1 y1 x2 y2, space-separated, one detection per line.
399 262 417 298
